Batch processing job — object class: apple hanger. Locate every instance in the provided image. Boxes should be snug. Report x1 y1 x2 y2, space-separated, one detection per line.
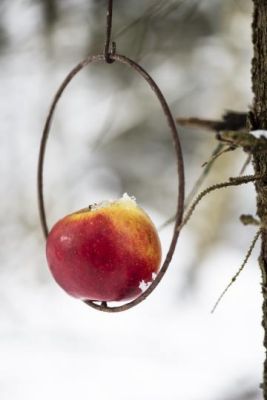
37 0 185 313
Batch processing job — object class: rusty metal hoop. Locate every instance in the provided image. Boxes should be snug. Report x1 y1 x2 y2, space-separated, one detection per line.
37 52 185 312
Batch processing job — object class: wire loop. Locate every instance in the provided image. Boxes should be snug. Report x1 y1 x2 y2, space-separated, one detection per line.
38 53 185 312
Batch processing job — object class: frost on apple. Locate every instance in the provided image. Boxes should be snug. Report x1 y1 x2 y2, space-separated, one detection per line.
139 272 158 293
89 193 137 212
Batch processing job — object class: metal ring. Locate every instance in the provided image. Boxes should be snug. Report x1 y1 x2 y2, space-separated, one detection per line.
37 53 185 312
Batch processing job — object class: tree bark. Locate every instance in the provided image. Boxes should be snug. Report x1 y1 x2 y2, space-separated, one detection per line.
251 1 267 398
251 1 267 130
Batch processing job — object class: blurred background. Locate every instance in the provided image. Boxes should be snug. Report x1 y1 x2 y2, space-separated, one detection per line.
0 1 262 399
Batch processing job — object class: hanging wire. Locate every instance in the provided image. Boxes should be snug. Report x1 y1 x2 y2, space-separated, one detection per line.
37 1 185 313
104 0 115 63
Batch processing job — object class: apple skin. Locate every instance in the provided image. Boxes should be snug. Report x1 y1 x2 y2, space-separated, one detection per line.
46 198 161 302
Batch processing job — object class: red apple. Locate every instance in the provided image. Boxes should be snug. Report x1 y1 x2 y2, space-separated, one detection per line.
46 194 161 302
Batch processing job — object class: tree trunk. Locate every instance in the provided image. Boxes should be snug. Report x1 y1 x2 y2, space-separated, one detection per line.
251 1 267 398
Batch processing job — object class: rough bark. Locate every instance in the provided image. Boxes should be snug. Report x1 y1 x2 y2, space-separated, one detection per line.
251 1 267 398
251 1 267 130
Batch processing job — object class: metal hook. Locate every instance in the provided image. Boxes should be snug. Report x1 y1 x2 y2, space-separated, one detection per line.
104 0 116 63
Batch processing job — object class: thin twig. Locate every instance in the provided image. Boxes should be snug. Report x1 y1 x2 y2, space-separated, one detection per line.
159 143 224 231
115 0 186 40
179 174 260 232
201 146 235 167
176 111 247 132
240 214 260 226
115 0 165 39
239 154 252 176
159 144 244 231
211 229 261 313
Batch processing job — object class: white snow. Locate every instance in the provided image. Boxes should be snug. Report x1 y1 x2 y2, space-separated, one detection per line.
139 280 151 292
139 272 158 292
251 130 267 137
90 193 137 211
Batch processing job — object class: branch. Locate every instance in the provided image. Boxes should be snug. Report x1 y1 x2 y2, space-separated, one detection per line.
211 229 261 313
176 110 248 132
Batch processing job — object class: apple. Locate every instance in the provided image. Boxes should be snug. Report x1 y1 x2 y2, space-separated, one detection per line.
46 194 161 302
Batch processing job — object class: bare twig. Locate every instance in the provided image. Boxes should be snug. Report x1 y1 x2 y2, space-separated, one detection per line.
239 154 252 176
176 111 247 132
159 143 224 230
159 147 254 232
179 174 260 231
240 214 260 226
201 146 235 167
211 229 261 313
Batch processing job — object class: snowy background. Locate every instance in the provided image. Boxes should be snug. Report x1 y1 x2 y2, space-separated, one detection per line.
0 1 262 399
